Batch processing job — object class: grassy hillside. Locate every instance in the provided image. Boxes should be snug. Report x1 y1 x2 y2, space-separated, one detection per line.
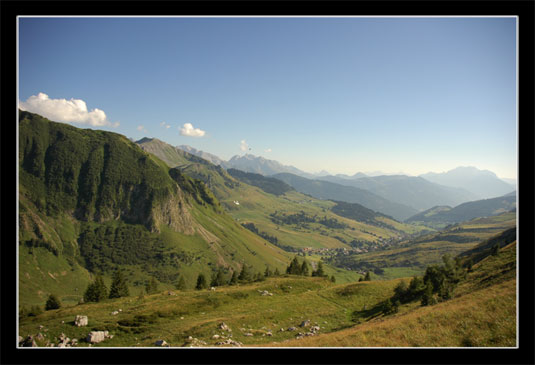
18 111 292 307
326 212 516 279
406 194 516 229
19 240 516 347
136 138 428 256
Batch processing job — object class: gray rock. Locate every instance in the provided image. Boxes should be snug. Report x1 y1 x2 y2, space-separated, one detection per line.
300 319 311 327
155 340 169 347
219 322 230 331
287 327 297 331
74 315 88 327
244 333 253 337
86 331 109 344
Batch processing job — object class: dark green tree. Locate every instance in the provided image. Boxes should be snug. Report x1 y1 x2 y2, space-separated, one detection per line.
363 272 371 281
330 275 336 283
238 264 252 282
491 243 500 256
300 259 310 276
312 260 326 277
264 267 272 278
145 277 159 294
109 270 130 299
273 268 281 277
84 275 108 302
196 273 208 290
211 268 226 287
45 294 61 310
421 281 436 306
229 271 238 285
286 256 302 275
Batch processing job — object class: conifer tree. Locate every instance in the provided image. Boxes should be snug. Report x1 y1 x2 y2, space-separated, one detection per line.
273 268 281 277
264 267 272 278
211 268 226 287
364 271 371 281
45 294 61 310
145 277 159 294
196 273 208 290
109 270 130 299
330 275 336 283
84 275 108 302
229 271 238 285
238 264 252 282
301 259 310 276
286 256 301 275
312 260 326 277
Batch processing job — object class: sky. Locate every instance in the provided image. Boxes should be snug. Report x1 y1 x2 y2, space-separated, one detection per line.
18 17 517 179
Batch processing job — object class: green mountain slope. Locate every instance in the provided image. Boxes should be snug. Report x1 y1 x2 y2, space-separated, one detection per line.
406 194 516 228
326 211 516 278
135 138 428 257
272 172 418 221
227 168 294 196
18 111 291 307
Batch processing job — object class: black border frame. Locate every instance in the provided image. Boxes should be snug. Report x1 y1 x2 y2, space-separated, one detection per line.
2 1 534 364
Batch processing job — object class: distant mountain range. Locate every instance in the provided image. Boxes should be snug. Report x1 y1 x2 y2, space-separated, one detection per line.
317 174 478 212
419 166 515 200
405 193 517 227
272 172 418 221
164 145 515 218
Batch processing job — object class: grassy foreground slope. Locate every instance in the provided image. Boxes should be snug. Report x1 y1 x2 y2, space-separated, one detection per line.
19 240 516 347
262 240 517 347
18 111 291 307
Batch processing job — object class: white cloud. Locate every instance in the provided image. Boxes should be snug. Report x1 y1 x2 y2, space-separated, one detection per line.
240 140 249 152
179 123 206 137
137 125 147 132
160 121 171 129
265 148 272 153
19 92 118 127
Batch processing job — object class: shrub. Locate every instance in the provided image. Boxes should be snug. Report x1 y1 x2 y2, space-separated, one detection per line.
45 294 61 310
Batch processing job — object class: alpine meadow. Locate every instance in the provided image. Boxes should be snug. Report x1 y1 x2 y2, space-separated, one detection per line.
15 15 522 352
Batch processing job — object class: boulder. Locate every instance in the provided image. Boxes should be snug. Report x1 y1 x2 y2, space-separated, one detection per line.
218 322 230 331
287 327 297 331
155 340 169 347
74 315 88 327
300 319 311 327
86 331 109 344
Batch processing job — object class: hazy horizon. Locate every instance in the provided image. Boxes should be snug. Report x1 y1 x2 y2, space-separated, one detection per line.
18 17 518 179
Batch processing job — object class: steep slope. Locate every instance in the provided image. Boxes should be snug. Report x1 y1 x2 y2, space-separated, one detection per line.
420 166 515 199
226 168 294 196
272 173 418 221
18 111 291 306
177 145 227 166
225 154 308 176
317 174 478 212
135 138 427 257
406 193 517 228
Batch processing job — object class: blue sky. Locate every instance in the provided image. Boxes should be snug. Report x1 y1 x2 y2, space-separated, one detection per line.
18 17 517 178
